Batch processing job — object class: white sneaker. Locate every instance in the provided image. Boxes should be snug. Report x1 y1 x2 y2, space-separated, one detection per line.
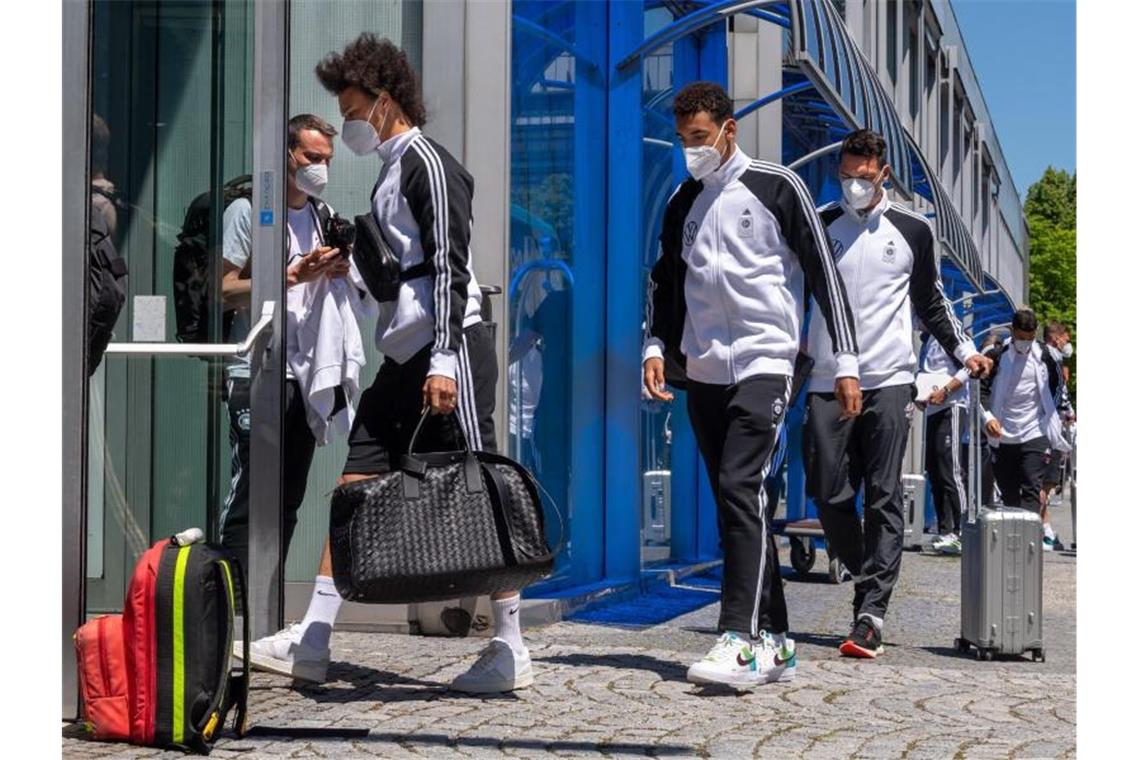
686 632 796 688
234 622 330 683
450 638 533 694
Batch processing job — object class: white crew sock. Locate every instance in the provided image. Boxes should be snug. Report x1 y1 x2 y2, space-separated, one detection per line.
297 576 342 651
1043 523 1056 540
492 595 525 653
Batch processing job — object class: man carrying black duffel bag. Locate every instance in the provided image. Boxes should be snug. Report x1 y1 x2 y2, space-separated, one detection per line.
245 33 534 695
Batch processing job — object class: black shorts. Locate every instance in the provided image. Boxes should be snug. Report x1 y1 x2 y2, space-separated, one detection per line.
344 321 499 475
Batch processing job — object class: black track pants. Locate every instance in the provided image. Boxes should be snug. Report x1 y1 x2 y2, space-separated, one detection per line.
687 374 792 638
804 385 912 623
994 436 1049 512
925 406 968 535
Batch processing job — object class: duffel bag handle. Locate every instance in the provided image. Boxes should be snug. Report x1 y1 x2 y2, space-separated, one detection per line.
402 408 483 499
406 406 472 455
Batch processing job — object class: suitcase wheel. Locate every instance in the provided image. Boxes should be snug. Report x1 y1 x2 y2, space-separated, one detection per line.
976 648 993 662
1032 648 1045 663
954 638 970 654
790 538 816 576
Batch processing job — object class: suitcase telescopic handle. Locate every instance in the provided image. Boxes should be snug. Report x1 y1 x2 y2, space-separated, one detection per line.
968 376 982 524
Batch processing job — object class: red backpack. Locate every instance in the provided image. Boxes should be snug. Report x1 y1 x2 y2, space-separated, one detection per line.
74 532 249 754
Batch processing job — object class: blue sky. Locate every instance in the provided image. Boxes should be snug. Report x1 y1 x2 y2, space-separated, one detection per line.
950 0 1075 200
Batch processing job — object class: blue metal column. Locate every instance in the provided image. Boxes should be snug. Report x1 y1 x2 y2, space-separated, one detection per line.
569 1 609 585
603 0 645 584
696 20 729 560
667 20 730 563
668 31 702 563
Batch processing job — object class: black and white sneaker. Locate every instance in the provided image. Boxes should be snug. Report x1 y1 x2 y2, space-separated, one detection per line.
839 618 884 659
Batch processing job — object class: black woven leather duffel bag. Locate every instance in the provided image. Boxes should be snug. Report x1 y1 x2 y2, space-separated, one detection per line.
329 411 556 604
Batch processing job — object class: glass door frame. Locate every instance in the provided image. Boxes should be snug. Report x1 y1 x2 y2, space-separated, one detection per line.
62 0 291 718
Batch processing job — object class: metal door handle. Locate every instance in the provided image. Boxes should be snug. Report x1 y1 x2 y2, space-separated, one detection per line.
103 301 276 357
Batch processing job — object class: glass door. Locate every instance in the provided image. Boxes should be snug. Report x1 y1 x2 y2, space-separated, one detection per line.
84 0 258 613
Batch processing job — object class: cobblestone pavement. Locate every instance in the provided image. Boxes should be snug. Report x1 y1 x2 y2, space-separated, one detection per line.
64 499 1076 759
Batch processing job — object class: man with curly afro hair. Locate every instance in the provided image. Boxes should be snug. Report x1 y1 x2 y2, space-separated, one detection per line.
243 32 533 696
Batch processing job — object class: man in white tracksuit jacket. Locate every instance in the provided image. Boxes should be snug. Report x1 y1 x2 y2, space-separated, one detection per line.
643 82 862 688
803 129 992 659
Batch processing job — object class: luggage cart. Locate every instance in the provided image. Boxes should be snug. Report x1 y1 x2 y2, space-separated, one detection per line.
773 407 850 583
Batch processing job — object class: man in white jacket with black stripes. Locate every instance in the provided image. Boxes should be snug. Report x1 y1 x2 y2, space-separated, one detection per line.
245 35 529 695
803 129 992 659
643 82 862 688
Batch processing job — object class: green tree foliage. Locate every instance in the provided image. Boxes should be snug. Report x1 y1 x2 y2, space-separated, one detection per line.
1024 166 1077 400
1024 167 1076 228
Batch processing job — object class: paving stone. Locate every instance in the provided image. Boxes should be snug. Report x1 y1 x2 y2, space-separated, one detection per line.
64 499 1077 759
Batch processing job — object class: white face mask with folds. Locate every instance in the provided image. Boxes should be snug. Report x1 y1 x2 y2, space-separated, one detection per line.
341 95 390 157
1013 338 1034 355
841 167 885 210
293 161 328 198
684 121 727 181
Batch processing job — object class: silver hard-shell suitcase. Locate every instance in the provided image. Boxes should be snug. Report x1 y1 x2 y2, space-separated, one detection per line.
901 473 925 551
955 378 1045 662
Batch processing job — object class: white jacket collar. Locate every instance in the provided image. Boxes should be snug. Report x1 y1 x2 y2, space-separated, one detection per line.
377 126 421 164
702 144 750 188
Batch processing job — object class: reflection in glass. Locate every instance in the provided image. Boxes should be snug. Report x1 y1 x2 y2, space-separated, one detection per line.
86 0 253 613
638 6 677 566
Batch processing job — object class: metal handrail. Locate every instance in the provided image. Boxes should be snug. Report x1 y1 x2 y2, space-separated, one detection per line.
104 300 276 357
948 289 1005 307
786 139 843 171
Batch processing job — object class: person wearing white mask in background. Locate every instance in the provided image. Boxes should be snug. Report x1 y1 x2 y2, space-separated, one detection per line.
643 82 862 687
218 113 353 584
981 308 1072 550
284 33 528 695
1038 320 1076 546
803 129 991 660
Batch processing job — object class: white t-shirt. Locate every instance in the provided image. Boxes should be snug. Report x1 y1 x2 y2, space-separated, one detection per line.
221 197 324 380
1000 350 1044 444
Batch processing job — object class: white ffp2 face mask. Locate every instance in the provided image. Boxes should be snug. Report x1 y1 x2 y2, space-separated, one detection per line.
1061 342 1073 358
294 162 328 198
341 96 387 157
684 122 727 181
841 168 885 210
1013 339 1034 355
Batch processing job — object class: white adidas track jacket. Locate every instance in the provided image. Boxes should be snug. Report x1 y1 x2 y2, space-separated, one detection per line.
369 127 483 380
805 193 978 393
643 146 859 386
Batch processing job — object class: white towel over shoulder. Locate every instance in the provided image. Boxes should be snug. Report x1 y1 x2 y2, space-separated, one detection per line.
287 265 377 446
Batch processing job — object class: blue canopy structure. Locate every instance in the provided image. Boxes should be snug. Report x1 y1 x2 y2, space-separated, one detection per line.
788 0 914 198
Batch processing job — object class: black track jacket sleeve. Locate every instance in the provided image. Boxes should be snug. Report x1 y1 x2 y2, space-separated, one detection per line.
890 209 973 361
402 139 475 378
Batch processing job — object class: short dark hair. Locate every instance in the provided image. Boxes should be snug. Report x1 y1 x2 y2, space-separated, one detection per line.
840 129 887 168
288 114 337 151
1012 308 1038 334
1044 320 1068 341
315 33 427 127
673 81 733 123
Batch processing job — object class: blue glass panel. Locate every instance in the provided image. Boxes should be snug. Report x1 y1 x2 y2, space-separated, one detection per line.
510 0 607 591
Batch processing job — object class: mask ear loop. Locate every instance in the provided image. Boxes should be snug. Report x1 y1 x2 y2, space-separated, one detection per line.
371 92 392 144
712 120 729 158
